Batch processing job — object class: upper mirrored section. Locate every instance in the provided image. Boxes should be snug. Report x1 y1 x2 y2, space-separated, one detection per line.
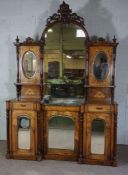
93 52 108 80
43 23 86 99
22 51 36 78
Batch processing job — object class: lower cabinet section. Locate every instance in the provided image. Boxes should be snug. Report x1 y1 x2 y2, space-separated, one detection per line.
6 100 40 160
83 113 115 165
6 100 117 166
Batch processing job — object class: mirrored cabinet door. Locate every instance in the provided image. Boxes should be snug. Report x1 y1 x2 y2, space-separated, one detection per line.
84 113 111 160
18 116 30 149
48 116 74 150
91 119 105 154
45 110 79 159
12 110 37 155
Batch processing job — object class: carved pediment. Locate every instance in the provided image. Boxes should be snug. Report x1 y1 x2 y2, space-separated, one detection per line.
46 1 85 26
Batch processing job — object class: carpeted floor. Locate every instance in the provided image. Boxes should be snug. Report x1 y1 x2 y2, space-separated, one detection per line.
0 141 128 175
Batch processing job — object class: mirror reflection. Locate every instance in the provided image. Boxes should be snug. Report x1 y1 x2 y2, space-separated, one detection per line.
18 116 30 149
48 116 74 150
43 23 86 101
91 119 105 154
22 51 36 78
93 52 108 80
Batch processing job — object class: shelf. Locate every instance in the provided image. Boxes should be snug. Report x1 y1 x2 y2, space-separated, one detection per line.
14 83 41 86
84 85 115 88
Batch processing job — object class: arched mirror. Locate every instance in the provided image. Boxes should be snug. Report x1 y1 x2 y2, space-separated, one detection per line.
41 1 89 104
22 51 36 78
48 116 74 150
91 119 105 154
93 52 109 80
43 23 86 101
18 116 30 149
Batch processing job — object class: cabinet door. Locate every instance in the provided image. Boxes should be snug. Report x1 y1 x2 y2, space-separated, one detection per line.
44 109 79 160
84 113 111 160
11 110 37 156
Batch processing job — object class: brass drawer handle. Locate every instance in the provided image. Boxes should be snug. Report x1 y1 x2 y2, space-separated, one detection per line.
96 107 103 110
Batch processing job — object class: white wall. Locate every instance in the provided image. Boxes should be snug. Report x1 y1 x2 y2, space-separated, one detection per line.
0 0 128 144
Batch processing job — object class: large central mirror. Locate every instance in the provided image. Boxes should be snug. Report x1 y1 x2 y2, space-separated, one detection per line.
43 23 87 105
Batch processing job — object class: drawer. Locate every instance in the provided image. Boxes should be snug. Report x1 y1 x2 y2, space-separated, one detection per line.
87 105 110 112
12 102 34 110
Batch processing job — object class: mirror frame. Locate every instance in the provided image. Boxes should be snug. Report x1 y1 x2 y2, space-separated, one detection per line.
40 1 90 100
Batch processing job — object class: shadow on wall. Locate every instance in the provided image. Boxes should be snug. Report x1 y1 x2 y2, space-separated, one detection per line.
77 0 117 37
34 0 60 39
0 36 17 139
35 0 118 39
116 36 128 103
6 36 17 99
115 36 128 144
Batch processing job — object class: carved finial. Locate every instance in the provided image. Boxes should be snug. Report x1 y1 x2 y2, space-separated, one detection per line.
58 1 72 16
113 35 117 43
16 36 19 43
25 37 34 43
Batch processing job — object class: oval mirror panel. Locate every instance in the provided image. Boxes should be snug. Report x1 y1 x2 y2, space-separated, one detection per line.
93 52 108 80
22 51 36 78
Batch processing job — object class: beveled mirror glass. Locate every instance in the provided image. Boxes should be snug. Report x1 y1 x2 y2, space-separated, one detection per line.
22 51 36 78
43 23 86 99
93 52 108 80
91 119 105 154
48 116 74 150
18 116 30 149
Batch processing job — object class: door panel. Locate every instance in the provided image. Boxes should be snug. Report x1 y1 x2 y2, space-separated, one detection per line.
12 110 37 155
44 110 79 160
84 113 111 160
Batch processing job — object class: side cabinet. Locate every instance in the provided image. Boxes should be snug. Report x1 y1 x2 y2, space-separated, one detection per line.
6 100 41 160
83 104 117 166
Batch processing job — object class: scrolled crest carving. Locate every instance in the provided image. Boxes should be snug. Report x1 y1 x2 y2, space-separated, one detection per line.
46 1 85 26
